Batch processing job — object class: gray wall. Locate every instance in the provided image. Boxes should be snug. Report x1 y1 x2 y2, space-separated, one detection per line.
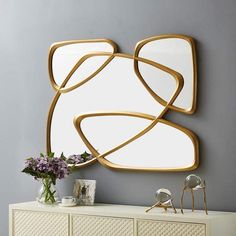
1 0 236 234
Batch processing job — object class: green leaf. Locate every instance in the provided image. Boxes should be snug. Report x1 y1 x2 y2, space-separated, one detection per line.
68 165 77 172
51 177 56 185
81 151 90 160
22 168 42 179
40 153 44 157
48 152 55 158
60 152 66 161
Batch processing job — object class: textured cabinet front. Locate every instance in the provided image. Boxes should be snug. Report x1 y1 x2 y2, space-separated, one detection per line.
137 220 206 236
72 215 134 236
13 210 69 236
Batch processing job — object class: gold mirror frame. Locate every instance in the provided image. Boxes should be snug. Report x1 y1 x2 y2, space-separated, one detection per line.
48 39 118 93
135 34 197 114
74 112 199 172
46 35 199 171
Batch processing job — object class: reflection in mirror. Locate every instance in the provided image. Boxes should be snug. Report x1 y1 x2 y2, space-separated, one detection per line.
136 35 196 114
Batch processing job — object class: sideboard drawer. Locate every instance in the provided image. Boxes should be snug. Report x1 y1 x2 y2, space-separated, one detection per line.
71 215 134 236
137 219 206 236
12 210 69 236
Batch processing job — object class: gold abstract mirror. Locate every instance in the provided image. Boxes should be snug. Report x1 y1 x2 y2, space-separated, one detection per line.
47 35 199 171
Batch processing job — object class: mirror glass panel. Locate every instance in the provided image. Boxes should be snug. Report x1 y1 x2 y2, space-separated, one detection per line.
137 37 195 113
79 116 196 169
105 120 195 169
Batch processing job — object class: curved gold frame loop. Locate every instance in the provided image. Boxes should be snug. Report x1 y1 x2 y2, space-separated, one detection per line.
73 111 199 172
48 39 118 93
134 34 197 114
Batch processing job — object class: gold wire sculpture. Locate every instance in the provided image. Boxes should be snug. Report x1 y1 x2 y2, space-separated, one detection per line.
146 189 177 214
180 175 208 215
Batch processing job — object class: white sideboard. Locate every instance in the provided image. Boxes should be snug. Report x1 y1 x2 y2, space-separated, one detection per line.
9 202 236 236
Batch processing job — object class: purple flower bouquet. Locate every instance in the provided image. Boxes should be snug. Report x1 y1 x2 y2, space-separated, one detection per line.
22 152 70 204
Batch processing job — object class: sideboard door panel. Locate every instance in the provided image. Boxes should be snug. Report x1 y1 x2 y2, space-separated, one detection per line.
137 220 206 236
72 215 134 236
13 210 69 236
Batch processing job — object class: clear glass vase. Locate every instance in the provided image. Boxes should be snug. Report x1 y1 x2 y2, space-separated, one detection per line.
37 178 60 205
